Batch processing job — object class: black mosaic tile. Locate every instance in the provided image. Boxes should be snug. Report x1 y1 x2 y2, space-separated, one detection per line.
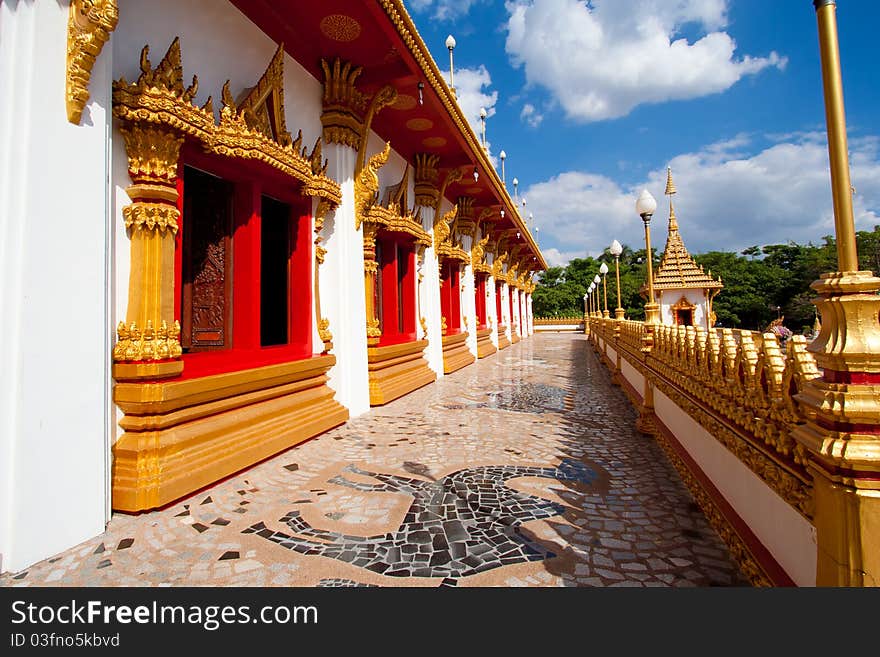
219 551 239 561
200 496 213 505
284 463 299 472
96 559 112 569
117 538 134 550
211 518 230 526
191 523 210 533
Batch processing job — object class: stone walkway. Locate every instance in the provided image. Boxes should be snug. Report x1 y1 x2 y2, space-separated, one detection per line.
1 334 747 587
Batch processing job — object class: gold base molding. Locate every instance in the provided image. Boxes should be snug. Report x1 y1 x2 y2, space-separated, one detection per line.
511 332 521 345
112 356 347 512
368 340 435 405
497 325 511 350
442 332 475 374
476 328 496 359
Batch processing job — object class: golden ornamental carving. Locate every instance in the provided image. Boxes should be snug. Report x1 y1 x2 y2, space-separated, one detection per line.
356 84 399 174
491 252 507 280
471 234 490 270
235 44 292 146
354 142 390 229
314 198 334 354
414 153 440 207
122 203 179 233
114 39 340 205
114 320 182 363
67 0 118 124
433 205 456 252
320 58 369 149
419 316 428 336
456 196 475 221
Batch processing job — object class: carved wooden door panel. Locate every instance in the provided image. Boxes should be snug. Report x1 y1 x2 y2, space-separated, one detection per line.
181 166 234 351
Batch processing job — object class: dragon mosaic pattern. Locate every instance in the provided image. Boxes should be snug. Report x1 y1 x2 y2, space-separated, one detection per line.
245 459 599 579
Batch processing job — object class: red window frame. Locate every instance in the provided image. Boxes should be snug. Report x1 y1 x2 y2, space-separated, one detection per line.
440 260 462 334
173 142 313 379
376 231 418 346
475 273 488 329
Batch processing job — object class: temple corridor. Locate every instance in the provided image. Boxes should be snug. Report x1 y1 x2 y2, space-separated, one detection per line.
1 334 746 587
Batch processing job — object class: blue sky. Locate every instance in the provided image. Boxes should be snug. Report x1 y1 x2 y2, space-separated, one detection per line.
406 0 880 266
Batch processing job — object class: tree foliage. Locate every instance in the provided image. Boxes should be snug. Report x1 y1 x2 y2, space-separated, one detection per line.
533 225 880 333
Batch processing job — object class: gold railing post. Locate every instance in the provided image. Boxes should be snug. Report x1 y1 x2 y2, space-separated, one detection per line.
791 0 880 586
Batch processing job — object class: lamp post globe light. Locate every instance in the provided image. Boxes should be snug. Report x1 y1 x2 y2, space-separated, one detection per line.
636 189 660 324
500 150 506 186
588 283 595 316
446 34 457 95
593 274 601 317
479 106 487 149
610 239 625 319
599 261 610 318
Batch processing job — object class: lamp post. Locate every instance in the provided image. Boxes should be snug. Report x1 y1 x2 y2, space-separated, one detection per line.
636 189 660 323
588 283 595 317
479 107 487 150
500 150 506 186
593 274 601 317
600 262 610 318
446 34 457 96
610 239 625 319
512 177 519 203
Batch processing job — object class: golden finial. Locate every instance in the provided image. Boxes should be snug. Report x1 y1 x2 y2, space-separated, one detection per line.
665 166 676 196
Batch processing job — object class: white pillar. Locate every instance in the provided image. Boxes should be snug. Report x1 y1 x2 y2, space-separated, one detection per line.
460 234 477 357
487 268 499 348
321 143 370 416
0 0 112 572
419 202 445 377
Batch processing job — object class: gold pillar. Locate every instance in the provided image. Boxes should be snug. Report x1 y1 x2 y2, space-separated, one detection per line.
642 216 660 324
113 124 184 380
602 272 609 318
614 254 625 320
363 224 381 347
815 0 858 272
789 0 880 586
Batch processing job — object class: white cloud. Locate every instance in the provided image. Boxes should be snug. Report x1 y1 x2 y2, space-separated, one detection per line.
540 247 584 267
520 103 544 128
409 0 484 21
443 65 499 164
504 0 787 122
526 132 880 264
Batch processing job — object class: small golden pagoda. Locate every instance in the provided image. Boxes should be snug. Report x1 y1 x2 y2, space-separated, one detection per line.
651 168 723 328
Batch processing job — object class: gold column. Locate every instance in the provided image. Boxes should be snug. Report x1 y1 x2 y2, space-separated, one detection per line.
790 0 880 586
363 224 381 347
602 271 609 318
113 124 184 380
614 254 625 320
815 0 858 272
642 217 660 324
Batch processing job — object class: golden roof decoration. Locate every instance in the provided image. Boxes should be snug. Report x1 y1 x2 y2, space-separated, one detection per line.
653 168 722 292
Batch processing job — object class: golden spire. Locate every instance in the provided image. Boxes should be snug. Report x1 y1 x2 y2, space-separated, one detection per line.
651 167 722 293
666 166 678 232
665 166 677 196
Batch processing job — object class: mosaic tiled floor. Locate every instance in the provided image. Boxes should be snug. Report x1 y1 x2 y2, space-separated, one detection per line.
1 334 748 587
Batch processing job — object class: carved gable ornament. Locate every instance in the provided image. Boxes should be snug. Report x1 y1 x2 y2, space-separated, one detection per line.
235 45 292 147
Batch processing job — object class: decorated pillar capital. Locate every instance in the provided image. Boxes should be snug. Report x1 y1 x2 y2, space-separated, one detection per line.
414 153 440 208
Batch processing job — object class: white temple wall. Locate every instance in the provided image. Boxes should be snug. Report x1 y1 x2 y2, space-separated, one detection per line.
658 288 709 330
0 0 112 573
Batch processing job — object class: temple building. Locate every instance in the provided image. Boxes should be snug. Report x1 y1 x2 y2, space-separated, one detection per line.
0 0 543 573
651 169 723 329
